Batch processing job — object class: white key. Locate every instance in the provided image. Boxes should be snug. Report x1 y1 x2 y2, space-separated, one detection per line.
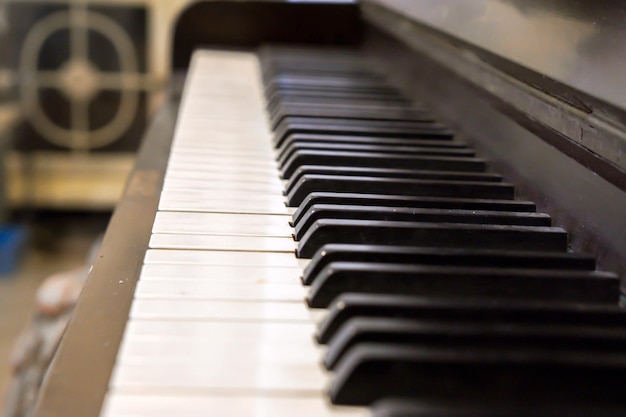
111 356 327 392
162 178 285 193
170 149 275 159
117 325 320 364
165 164 280 176
152 211 292 236
144 249 301 267
139 264 304 283
174 136 272 144
114 329 325 389
149 233 297 252
171 148 274 157
123 320 317 340
129 299 323 322
167 154 277 167
101 393 369 417
164 169 282 183
165 163 278 175
173 141 273 151
135 280 306 301
162 177 283 191
159 199 289 214
173 120 270 134
160 189 285 201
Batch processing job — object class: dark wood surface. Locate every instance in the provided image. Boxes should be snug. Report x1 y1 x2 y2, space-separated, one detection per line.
365 0 626 113
362 1 626 185
173 1 362 69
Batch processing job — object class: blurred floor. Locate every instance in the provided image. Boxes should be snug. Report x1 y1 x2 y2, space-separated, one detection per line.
0 212 110 412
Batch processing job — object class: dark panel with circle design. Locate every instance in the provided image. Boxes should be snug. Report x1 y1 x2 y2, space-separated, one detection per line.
4 2 147 152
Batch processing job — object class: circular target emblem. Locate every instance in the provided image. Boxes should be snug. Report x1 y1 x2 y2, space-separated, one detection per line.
19 4 142 150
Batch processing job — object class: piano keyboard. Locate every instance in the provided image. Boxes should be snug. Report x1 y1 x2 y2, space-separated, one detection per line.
100 48 626 416
99 50 365 417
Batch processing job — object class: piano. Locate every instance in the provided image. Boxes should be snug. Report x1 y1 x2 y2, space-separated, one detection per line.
32 1 626 416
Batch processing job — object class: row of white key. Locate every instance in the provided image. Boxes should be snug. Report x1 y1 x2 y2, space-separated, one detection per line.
100 50 369 416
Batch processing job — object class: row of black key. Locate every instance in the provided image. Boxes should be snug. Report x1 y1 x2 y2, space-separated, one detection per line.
258 46 626 416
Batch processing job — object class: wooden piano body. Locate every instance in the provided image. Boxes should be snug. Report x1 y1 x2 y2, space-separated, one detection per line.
31 1 626 416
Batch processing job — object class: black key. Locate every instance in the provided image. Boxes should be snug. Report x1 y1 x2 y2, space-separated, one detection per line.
371 398 626 417
269 102 425 119
306 262 619 307
265 83 400 98
317 293 626 344
270 102 435 123
286 176 513 207
267 94 413 113
277 143 474 166
275 115 447 132
259 45 364 57
293 205 551 240
293 193 536 226
263 58 370 67
262 52 368 62
266 72 388 81
262 55 368 65
325 317 626 369
274 119 453 148
297 219 563 258
301 245 595 285
284 167 500 196
260 49 365 60
263 69 382 82
261 50 367 62
261 50 364 59
265 75 397 90
281 151 486 179
278 134 466 153
267 102 420 118
262 65 382 79
270 105 434 128
330 343 626 406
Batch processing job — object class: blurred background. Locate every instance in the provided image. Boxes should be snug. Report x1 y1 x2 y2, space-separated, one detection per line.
0 0 187 408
